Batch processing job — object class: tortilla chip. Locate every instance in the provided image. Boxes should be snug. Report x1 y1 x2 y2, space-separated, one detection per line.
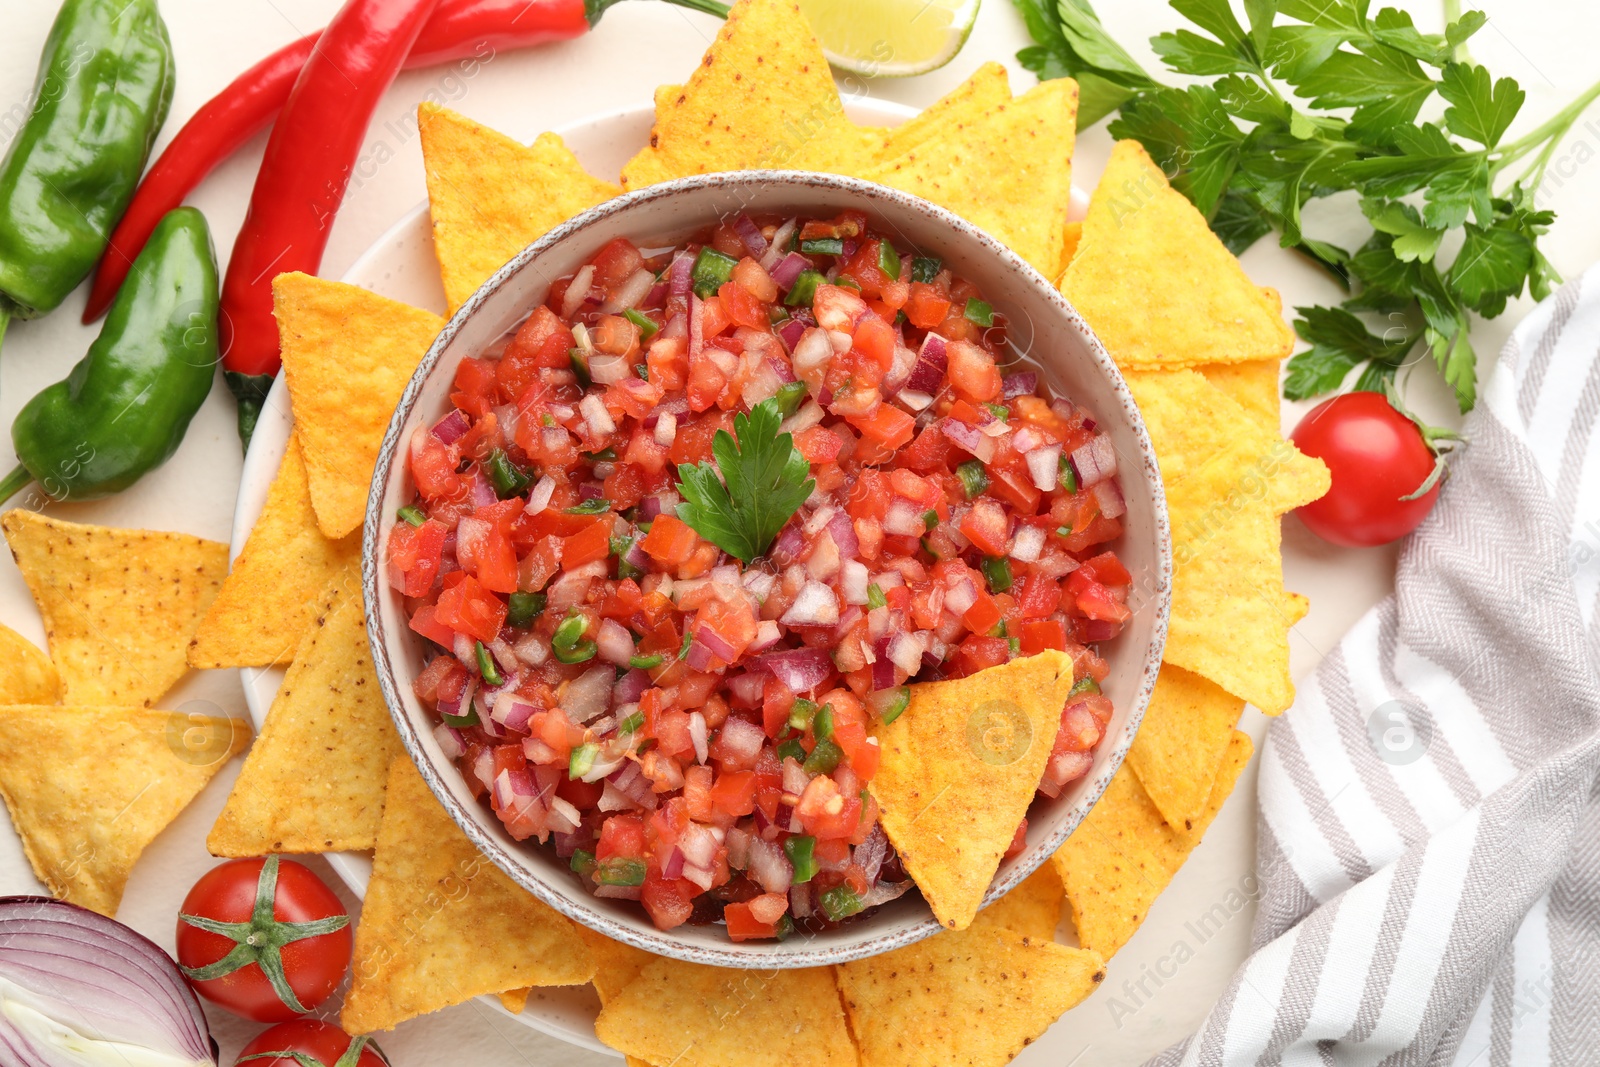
1198 358 1281 436
2 510 226 707
188 434 360 669
1125 370 1327 711
208 573 402 856
496 988 529 1013
619 0 851 186
864 78 1078 277
274 273 445 539
1126 664 1244 832
837 924 1103 1067
419 104 621 313
971 862 1064 941
1283 591 1310 626
0 621 58 704
594 957 852 1067
578 929 659 1067
343 759 594 1033
1063 140 1293 369
1059 220 1083 275
870 650 1076 930
1054 730 1252 957
0 704 248 916
854 62 1012 169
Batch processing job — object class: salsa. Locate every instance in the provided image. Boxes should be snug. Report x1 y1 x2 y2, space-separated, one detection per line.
390 210 1131 940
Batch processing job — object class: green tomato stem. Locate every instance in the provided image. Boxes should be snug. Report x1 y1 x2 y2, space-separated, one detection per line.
0 464 31 507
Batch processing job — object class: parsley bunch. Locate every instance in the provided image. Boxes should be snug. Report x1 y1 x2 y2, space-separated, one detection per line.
1014 0 1600 411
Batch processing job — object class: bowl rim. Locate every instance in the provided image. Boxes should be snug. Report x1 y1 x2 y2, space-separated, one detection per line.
363 168 1172 968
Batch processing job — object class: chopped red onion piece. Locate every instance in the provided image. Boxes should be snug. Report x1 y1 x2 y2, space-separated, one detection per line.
777 317 806 352
770 524 805 566
688 711 709 764
596 618 635 666
1011 524 1047 563
841 560 870 605
1072 434 1118 487
748 619 782 652
564 665 614 722
780 581 840 626
754 647 833 692
601 267 656 314
1092 478 1127 519
431 408 469 445
1027 443 1063 492
523 475 556 515
668 251 693 299
588 353 630 385
760 219 797 270
561 264 595 319
433 722 466 759
905 333 948 394
580 394 615 436
888 631 926 675
769 251 812 291
747 836 794 893
870 654 896 691
733 214 769 258
1002 371 1037 399
883 497 925 537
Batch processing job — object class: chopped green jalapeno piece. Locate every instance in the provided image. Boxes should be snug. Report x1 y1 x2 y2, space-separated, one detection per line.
622 307 659 339
784 835 819 883
800 237 844 256
784 269 826 307
803 737 842 775
397 504 426 527
834 275 862 292
635 363 649 380
629 652 664 670
866 583 887 610
690 247 738 298
775 738 806 764
565 498 612 515
964 298 995 327
619 710 645 734
584 446 617 461
814 703 835 741
878 241 902 280
984 403 1009 422
569 347 591 387
911 255 942 283
788 697 820 732
956 460 989 499
1060 454 1078 493
552 612 597 664
1068 676 1102 697
923 509 939 531
595 857 647 887
774 914 796 941
820 884 864 921
990 620 1008 638
773 379 810 418
475 641 504 686
1056 525 1073 538
507 591 546 628
678 630 694 660
485 449 531 498
569 849 597 877
982 555 1013 594
1007 636 1021 655
881 686 911 724
569 742 599 779
440 705 479 729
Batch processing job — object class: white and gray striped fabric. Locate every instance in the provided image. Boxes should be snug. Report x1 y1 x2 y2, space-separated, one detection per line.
1150 267 1600 1066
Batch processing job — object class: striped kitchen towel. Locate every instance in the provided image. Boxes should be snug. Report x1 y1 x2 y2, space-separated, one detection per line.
1152 269 1600 1066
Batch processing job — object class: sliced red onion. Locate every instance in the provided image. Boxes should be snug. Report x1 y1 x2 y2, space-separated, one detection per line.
561 264 596 320
661 846 686 881
614 669 651 706
748 619 782 653
888 631 926 676
747 837 794 894
431 409 469 445
825 510 859 559
906 333 948 394
589 353 631 385
856 825 889 886
898 389 935 411
732 214 769 259
0 898 219 1066
682 638 715 673
600 267 655 314
564 665 614 723
597 618 635 667
688 711 709 764
688 292 705 364
859 878 915 908
697 624 741 663
580 394 616 437
643 281 667 307
943 573 978 615
939 418 995 463
840 560 870 605
769 524 805 566
624 537 651 572
468 473 497 508
780 400 825 436
754 647 833 692
661 312 687 340
790 882 813 919
870 653 896 691
726 671 767 705
579 481 604 501
492 697 538 734
780 580 840 627
1027 443 1063 492
777 317 806 352
760 219 798 270
1072 435 1118 487
769 251 812 291
1002 371 1038 399
718 717 766 765
433 722 466 759
883 498 926 537
1092 478 1127 519
524 475 556 515
792 326 833 378
781 756 812 794
668 252 693 299
1012 524 1047 563
514 633 551 666
1012 426 1042 453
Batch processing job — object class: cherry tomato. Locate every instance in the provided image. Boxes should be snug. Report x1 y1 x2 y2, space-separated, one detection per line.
1290 391 1443 547
176 855 352 1022
235 1020 389 1067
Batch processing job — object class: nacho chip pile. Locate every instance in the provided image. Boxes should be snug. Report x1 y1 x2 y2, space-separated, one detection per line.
0 511 250 915
79 0 1335 1055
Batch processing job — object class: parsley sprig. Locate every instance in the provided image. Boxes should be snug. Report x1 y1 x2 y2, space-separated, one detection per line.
676 397 815 562
1014 0 1600 411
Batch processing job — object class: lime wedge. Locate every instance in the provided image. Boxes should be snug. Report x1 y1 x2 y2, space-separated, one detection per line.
798 0 981 78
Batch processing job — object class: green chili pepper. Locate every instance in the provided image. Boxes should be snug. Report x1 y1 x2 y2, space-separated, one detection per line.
819 884 864 921
1068 676 1102 697
880 686 911 724
565 498 612 515
923 509 939 531
964 299 995 327
618 710 645 734
788 697 820 732
866 583 887 610
984 403 1010 422
813 703 835 741
910 256 942 283
775 738 806 764
475 641 503 686
800 237 844 256
1059 453 1079 494
0 0 173 332
486 449 531 499
773 380 810 418
956 460 990 499
877 241 902 280
691 247 738 297
441 705 479 729
595 857 646 887
506 591 546 628
569 849 597 877
803 738 842 775
784 270 826 307
981 556 1013 594
622 307 659 339
569 742 599 778
552 612 597 664
784 835 818 883
397 505 426 527
629 652 663 670
833 275 862 293
0 208 217 506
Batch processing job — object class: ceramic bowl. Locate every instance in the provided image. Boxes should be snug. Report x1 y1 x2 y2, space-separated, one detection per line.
364 170 1171 969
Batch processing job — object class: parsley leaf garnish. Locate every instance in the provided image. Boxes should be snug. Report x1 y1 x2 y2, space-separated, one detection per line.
675 397 814 562
1013 0 1600 412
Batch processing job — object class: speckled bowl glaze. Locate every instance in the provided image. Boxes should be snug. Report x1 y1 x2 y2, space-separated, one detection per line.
364 171 1171 969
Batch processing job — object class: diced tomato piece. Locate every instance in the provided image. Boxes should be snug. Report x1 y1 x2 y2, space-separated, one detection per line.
732 257 778 303
947 341 1001 402
562 519 612 570
670 410 734 465
641 875 695 930
1004 819 1029 860
603 462 648 510
959 498 1011 556
1080 550 1132 587
723 900 779 941
899 423 954 472
708 770 757 818
904 283 951 329
647 337 688 391
653 709 694 761
409 431 462 501
1020 618 1069 655
717 280 768 329
1015 571 1063 619
433 574 506 643
699 294 731 339
475 526 520 593
794 425 843 464
1066 569 1131 623
408 604 457 647
592 314 641 359
986 464 1042 514
956 634 1010 675
640 514 700 566
852 314 895 371
590 237 645 291
597 813 647 861
846 403 914 450
963 590 1003 634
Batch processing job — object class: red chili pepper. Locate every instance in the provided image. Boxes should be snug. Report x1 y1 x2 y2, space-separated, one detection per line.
85 0 730 325
217 0 444 446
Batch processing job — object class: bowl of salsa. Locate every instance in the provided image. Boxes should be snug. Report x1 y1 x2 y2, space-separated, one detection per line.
364 171 1170 968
